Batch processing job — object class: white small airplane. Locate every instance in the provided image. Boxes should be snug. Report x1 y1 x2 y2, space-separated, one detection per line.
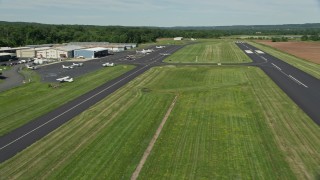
156 46 165 49
72 62 83 67
56 76 73 82
102 62 115 67
25 64 38 70
136 49 154 54
62 65 74 69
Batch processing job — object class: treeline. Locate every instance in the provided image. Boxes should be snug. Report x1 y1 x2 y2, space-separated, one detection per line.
1 21 320 47
301 35 320 41
0 22 225 47
168 23 320 36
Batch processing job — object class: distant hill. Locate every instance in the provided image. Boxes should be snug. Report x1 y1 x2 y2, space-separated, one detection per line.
166 23 320 30
1 21 319 30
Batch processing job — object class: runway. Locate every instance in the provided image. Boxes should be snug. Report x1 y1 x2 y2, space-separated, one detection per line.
237 42 320 125
0 45 183 163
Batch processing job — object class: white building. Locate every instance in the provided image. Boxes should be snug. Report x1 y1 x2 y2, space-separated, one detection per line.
174 37 183 41
105 45 126 52
36 45 84 59
17 47 51 58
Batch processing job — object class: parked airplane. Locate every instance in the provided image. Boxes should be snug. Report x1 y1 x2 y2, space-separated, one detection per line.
25 64 38 70
56 76 73 82
102 62 115 67
136 49 154 54
62 65 74 69
156 46 165 49
72 62 83 67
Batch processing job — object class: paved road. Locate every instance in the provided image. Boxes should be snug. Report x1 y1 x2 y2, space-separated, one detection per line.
0 45 183 163
0 65 24 92
237 42 320 125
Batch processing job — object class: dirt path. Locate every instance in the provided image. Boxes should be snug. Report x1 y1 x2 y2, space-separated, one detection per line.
131 95 178 180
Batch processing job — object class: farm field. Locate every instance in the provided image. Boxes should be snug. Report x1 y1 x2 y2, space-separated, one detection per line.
1 66 319 179
249 41 320 79
164 40 252 63
256 40 320 64
0 65 134 136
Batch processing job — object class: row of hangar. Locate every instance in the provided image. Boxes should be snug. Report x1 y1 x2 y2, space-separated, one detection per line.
0 42 137 61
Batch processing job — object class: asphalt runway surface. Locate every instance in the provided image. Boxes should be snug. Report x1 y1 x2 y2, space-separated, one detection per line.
0 45 183 163
237 42 320 125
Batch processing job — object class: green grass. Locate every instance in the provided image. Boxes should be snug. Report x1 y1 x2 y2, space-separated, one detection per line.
0 65 134 136
0 67 175 179
164 39 252 63
1 66 319 179
249 41 320 79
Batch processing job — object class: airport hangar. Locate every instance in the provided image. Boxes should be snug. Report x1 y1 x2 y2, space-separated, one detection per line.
74 47 108 58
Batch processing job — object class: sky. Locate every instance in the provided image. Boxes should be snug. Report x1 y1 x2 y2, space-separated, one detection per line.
0 0 319 27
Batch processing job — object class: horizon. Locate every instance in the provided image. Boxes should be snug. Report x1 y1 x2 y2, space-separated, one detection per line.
0 0 319 27
1 20 319 28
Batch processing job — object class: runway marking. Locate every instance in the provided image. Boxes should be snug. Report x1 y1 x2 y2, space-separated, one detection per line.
0 60 163 151
245 50 253 54
260 56 268 62
288 75 308 88
255 50 265 54
271 63 282 71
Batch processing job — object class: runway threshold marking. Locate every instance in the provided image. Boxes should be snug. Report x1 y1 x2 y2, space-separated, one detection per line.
245 50 253 54
255 50 265 54
0 64 154 151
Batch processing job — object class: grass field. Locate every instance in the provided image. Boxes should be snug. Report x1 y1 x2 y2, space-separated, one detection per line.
1 66 319 179
249 41 320 79
164 39 252 63
0 65 134 136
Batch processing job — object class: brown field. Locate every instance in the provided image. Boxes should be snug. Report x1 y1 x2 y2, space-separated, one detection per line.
256 40 320 64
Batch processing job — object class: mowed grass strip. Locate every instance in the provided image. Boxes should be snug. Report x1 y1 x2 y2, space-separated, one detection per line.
137 67 320 179
164 40 251 63
249 41 320 79
0 67 175 179
0 65 134 136
248 69 320 179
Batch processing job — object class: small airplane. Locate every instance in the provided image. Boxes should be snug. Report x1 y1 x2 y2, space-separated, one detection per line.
156 46 165 49
56 76 73 82
159 53 170 56
62 65 74 69
71 62 83 67
102 62 115 67
126 55 135 60
136 49 154 54
25 64 38 70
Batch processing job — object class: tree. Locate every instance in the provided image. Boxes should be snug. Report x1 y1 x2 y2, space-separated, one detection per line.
301 35 308 41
